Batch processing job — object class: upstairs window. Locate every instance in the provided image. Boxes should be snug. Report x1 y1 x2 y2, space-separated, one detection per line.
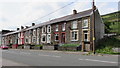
33 29 36 36
62 23 66 31
55 25 58 31
83 19 88 28
47 25 51 33
42 26 46 33
71 21 77 29
37 28 40 36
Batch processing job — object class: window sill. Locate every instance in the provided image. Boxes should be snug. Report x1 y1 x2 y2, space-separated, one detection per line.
71 40 78 42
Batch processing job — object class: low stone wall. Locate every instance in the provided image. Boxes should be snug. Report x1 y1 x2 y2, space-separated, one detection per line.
43 46 54 50
17 46 24 49
24 46 30 49
33 46 43 50
58 46 81 51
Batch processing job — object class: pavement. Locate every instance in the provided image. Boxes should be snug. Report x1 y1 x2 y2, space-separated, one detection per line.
1 49 119 66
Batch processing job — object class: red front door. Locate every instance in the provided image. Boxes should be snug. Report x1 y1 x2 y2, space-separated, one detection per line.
61 33 65 43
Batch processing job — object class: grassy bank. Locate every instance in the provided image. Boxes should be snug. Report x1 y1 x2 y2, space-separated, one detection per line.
96 35 120 54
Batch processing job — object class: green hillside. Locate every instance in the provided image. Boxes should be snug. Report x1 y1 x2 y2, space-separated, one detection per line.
101 11 120 34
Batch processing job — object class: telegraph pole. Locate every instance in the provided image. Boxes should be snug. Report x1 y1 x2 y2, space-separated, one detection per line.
92 0 96 54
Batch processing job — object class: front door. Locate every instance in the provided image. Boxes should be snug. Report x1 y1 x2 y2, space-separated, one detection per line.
61 33 65 43
83 31 90 51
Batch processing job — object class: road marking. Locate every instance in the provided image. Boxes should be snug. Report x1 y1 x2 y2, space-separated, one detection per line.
20 52 31 55
38 54 61 58
38 54 50 57
78 58 118 64
51 55 61 58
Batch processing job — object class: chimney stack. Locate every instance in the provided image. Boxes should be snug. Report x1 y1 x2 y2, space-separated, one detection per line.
17 28 19 31
21 26 24 29
32 23 35 26
25 26 29 28
73 9 77 14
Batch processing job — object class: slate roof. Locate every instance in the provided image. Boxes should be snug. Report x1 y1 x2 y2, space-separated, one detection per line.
3 9 93 36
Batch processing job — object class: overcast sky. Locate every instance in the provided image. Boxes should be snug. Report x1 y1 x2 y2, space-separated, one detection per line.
0 0 119 31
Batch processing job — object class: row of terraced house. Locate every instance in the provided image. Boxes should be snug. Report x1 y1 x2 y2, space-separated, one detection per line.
1 8 104 51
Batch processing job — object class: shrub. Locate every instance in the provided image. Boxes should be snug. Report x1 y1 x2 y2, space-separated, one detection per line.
35 45 43 47
61 44 79 47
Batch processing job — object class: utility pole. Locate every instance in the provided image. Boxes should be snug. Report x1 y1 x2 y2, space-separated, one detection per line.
92 0 96 54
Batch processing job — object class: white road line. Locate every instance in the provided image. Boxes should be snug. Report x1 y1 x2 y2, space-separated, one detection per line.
78 59 84 60
78 58 118 64
51 55 61 58
38 54 50 57
38 54 61 58
20 52 31 55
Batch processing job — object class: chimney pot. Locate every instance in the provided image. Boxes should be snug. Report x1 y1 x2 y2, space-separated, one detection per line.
17 28 19 30
73 9 77 14
32 23 35 26
21 26 24 29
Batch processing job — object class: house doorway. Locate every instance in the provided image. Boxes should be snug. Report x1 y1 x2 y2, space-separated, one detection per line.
82 31 90 51
61 33 65 43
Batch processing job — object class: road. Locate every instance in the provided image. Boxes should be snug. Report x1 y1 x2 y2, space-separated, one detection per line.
1 49 119 66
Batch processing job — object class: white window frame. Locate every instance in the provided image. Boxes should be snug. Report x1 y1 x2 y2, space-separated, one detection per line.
55 33 59 41
47 34 51 43
33 29 36 36
37 28 40 36
84 32 89 41
32 36 36 43
71 21 77 29
71 30 79 41
55 25 59 31
37 37 40 44
47 25 51 33
42 26 46 33
41 34 46 43
82 19 88 28
62 23 66 31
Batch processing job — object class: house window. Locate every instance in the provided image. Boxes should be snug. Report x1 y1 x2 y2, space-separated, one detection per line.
32 36 36 43
62 23 66 31
33 29 36 36
37 28 40 36
83 19 88 28
47 34 51 43
56 25 58 31
42 26 46 33
37 38 40 44
71 30 78 41
26 38 28 43
55 34 59 41
47 25 51 33
84 31 89 41
71 21 77 29
41 34 46 43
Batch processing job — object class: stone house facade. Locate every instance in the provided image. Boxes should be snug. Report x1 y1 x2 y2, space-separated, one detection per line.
2 8 104 51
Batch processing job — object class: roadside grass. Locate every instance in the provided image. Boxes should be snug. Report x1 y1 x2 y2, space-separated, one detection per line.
96 35 120 55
